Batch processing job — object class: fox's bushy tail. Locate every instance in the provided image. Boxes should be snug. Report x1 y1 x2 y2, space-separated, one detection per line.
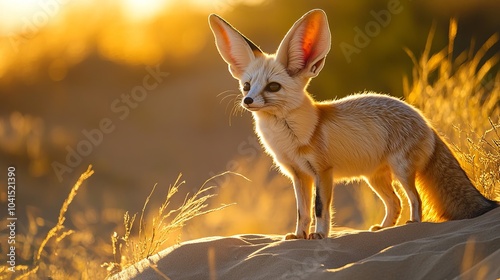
416 130 498 221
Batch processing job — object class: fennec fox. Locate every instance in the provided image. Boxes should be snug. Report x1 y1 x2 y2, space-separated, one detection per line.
209 9 498 239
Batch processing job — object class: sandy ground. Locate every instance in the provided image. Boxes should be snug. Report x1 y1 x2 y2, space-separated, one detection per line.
112 207 500 280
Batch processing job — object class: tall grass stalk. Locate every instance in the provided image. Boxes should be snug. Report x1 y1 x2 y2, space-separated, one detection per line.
17 165 94 279
103 172 245 277
403 19 500 200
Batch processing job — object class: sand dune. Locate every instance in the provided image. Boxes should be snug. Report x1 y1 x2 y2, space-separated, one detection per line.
112 207 500 280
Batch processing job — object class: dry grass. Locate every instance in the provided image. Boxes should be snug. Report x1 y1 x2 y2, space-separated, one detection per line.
7 169 233 279
12 165 100 279
403 19 500 200
185 155 295 237
102 172 240 277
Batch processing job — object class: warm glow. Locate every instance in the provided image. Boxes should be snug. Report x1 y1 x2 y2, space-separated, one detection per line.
122 0 170 22
0 0 40 35
0 0 172 35
0 0 270 79
0 0 268 35
187 0 267 12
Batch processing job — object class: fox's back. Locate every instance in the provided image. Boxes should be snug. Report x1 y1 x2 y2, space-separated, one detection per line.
328 93 433 140
316 93 435 178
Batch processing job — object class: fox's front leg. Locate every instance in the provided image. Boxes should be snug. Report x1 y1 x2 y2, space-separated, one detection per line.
310 169 334 239
285 170 314 240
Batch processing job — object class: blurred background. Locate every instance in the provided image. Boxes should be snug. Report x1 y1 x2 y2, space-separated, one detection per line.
0 0 499 271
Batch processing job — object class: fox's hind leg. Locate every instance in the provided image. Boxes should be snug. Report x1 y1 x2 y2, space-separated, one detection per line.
366 168 402 231
285 170 314 240
390 160 422 224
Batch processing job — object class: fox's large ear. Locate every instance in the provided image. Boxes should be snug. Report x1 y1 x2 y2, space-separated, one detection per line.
276 9 331 78
209 14 263 79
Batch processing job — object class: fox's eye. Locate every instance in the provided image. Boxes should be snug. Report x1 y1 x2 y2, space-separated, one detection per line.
243 82 251 92
266 82 281 92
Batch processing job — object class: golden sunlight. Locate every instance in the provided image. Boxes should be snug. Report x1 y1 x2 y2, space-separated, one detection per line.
122 0 171 22
0 0 271 78
0 0 43 35
187 0 267 12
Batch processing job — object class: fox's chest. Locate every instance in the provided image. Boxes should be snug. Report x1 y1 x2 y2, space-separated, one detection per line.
256 120 299 153
254 116 316 173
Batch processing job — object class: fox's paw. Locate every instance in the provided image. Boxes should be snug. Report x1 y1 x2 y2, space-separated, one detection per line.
369 224 383 231
284 231 307 240
308 233 325 240
284 233 299 240
405 220 419 224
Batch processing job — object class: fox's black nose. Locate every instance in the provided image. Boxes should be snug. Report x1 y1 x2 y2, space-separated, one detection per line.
243 97 254 105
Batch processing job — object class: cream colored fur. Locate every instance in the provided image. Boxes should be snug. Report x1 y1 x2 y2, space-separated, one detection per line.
209 9 498 240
